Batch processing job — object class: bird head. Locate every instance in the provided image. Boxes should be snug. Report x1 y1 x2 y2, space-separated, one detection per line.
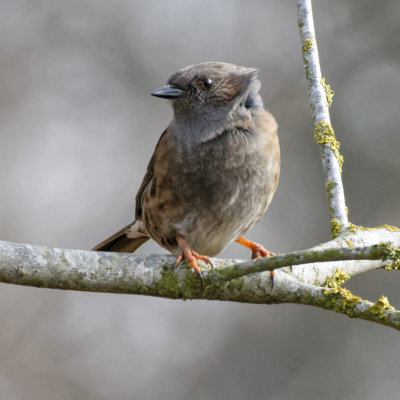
151 62 263 144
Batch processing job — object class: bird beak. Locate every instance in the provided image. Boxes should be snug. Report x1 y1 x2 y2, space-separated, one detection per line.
151 84 186 99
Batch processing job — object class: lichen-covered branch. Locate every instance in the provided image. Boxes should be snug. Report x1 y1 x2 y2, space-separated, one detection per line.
297 0 348 235
298 277 400 330
204 241 399 282
1 226 400 330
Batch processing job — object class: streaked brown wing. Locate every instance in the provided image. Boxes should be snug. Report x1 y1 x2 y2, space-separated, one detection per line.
135 128 169 220
92 222 150 252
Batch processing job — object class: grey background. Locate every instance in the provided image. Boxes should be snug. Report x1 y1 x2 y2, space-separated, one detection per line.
1 1 400 399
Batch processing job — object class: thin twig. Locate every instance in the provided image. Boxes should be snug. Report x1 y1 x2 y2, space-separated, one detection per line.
203 243 397 281
297 284 400 331
297 0 348 235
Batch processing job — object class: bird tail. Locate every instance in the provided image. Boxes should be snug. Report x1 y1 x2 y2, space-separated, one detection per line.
92 222 149 253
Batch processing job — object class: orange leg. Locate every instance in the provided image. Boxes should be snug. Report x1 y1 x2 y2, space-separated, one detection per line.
175 236 213 275
236 236 276 289
236 237 275 259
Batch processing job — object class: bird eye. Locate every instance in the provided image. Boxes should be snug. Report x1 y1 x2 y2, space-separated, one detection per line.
201 78 213 90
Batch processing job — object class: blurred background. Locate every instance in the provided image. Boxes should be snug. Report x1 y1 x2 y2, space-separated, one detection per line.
1 0 400 399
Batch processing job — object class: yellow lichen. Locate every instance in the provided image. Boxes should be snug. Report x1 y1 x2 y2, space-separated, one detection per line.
379 242 400 270
321 77 334 106
325 268 350 289
326 179 335 192
368 296 394 319
302 38 313 51
325 180 335 210
380 224 400 232
322 270 397 323
346 239 355 247
314 121 344 171
347 223 400 233
365 224 400 232
385 260 400 271
323 269 361 316
347 222 358 233
330 218 342 238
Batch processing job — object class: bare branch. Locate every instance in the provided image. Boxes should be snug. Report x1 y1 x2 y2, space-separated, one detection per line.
1 229 398 294
205 242 397 282
1 226 400 330
297 0 348 235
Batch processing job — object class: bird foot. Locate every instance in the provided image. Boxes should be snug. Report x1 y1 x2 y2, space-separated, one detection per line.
175 236 213 276
236 237 275 259
236 236 276 289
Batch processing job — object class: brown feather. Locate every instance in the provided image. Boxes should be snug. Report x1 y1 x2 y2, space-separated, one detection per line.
92 223 149 253
135 128 168 220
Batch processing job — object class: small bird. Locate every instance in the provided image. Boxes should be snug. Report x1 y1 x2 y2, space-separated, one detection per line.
93 62 280 275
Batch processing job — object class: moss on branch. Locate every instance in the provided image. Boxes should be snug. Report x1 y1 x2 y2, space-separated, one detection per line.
314 121 344 171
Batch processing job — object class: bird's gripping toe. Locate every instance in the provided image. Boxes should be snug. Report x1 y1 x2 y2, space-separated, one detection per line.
175 236 213 276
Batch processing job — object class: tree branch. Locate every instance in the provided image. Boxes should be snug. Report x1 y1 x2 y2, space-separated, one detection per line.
2 228 398 294
1 227 400 329
297 0 348 235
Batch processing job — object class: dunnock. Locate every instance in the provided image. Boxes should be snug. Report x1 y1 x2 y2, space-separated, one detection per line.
93 62 280 275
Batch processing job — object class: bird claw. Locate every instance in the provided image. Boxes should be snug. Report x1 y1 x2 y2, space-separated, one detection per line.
250 244 276 260
175 236 212 277
236 237 275 259
192 251 214 268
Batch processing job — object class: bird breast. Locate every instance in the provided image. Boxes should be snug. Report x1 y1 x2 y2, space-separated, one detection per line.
142 108 280 256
